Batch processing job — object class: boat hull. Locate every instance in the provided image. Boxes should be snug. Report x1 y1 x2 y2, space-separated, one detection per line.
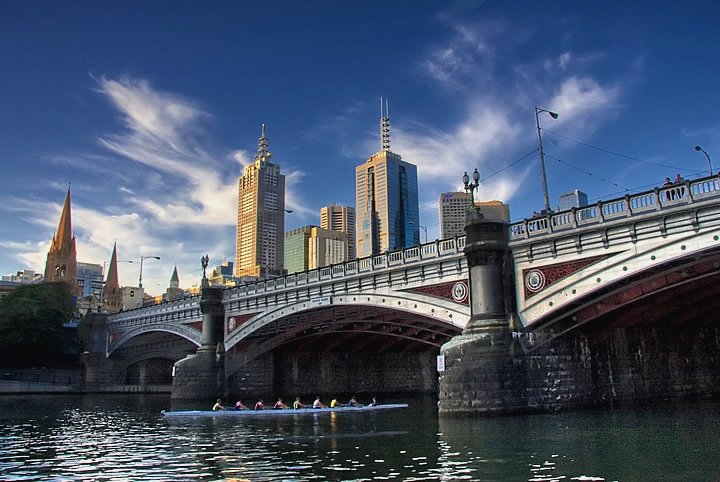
162 403 408 417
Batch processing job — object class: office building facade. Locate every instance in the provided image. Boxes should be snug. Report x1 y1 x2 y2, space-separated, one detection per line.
320 203 355 260
355 103 419 257
439 192 511 238
284 225 349 275
236 125 287 279
77 262 103 299
558 189 589 211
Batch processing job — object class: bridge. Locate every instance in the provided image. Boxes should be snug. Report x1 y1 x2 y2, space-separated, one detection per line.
89 175 720 408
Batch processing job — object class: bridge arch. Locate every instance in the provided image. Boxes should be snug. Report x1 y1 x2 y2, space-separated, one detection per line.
521 245 720 350
224 299 464 379
107 324 201 357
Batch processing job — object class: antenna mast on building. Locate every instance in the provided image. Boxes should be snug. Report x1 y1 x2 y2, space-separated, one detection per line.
381 97 390 152
255 123 273 162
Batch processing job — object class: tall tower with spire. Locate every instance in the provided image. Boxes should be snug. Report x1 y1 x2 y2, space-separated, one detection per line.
355 99 420 257
44 186 79 292
235 125 287 279
102 243 124 313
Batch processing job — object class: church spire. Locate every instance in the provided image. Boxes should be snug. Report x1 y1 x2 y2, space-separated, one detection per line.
101 242 123 313
105 242 120 292
52 186 74 253
255 123 273 163
44 185 78 289
380 97 390 152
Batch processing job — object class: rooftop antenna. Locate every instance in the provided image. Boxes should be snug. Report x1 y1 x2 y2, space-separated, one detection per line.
255 123 273 162
381 97 390 152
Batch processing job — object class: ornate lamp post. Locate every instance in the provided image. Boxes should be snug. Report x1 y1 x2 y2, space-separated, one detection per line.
535 106 559 214
462 168 480 205
695 145 713 176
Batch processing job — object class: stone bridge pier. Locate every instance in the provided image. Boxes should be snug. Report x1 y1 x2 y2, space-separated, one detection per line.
439 203 720 415
171 284 225 400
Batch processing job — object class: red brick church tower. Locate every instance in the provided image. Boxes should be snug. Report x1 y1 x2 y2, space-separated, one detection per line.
44 186 78 292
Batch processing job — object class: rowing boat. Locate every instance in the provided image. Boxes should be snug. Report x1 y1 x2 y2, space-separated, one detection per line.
161 403 408 417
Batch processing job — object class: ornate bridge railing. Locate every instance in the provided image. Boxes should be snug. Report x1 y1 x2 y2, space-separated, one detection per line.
223 237 467 300
508 175 720 241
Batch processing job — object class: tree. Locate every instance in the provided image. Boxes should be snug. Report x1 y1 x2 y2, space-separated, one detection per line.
0 282 76 367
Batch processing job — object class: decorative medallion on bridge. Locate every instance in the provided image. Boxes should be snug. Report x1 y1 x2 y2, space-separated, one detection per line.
227 313 259 332
407 280 469 305
451 281 469 303
523 255 606 298
525 270 546 293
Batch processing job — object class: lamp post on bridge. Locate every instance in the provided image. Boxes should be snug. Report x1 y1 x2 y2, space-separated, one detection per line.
535 106 559 215
695 145 713 176
409 221 427 244
138 255 160 289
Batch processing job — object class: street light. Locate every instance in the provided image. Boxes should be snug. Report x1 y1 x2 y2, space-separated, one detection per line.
462 168 480 205
695 145 713 176
409 221 428 243
138 255 160 289
535 106 559 214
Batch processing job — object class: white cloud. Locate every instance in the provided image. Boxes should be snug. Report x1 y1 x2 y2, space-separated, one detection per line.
547 76 620 133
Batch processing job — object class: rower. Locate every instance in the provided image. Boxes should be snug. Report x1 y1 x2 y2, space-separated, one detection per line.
254 399 265 410
313 396 327 408
212 399 226 411
293 397 307 409
233 401 248 410
273 398 289 409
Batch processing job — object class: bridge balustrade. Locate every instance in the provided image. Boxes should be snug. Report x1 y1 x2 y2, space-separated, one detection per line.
508 174 720 242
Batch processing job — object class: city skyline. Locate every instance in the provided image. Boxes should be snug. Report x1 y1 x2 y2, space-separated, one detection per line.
1 2 718 292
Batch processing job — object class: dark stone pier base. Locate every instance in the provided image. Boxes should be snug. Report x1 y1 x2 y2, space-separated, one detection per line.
171 285 226 400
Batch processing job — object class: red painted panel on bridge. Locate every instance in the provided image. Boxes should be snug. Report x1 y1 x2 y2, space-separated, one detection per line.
523 255 607 299
187 321 203 332
228 313 260 332
407 281 469 304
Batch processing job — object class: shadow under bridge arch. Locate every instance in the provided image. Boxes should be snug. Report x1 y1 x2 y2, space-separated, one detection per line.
224 304 463 379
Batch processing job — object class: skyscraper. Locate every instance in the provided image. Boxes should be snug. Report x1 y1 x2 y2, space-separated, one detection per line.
558 189 589 211
355 100 419 257
236 125 287 279
44 186 78 293
320 203 355 260
439 193 511 238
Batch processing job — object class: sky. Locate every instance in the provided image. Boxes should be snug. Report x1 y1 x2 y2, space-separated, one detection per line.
1 1 719 294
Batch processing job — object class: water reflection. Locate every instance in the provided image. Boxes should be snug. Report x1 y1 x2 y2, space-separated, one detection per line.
1 394 719 480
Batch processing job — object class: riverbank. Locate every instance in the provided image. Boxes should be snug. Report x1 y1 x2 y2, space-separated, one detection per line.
0 368 170 394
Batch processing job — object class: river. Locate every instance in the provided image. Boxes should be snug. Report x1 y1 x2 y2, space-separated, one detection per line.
0 394 718 481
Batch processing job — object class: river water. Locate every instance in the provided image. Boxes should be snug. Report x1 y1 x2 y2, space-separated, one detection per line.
0 394 718 481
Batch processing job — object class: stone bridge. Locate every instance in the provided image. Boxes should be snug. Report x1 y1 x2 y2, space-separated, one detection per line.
91 175 720 408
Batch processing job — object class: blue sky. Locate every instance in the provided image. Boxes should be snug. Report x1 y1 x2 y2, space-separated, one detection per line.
1 1 718 293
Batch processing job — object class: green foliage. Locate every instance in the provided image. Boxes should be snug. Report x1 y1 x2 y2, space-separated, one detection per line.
0 282 76 367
